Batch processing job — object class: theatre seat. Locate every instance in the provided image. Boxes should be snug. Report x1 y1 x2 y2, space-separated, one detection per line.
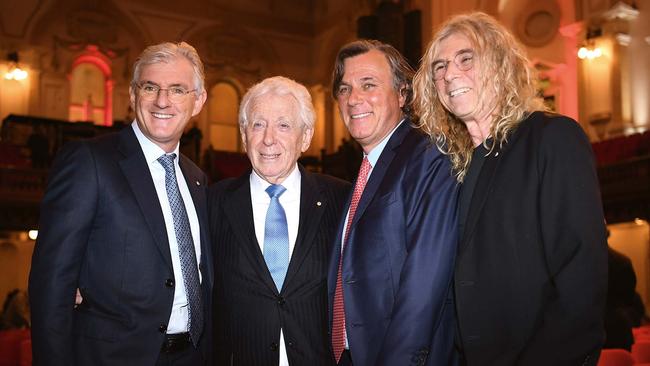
0 329 30 366
597 349 634 366
633 340 650 363
19 338 31 366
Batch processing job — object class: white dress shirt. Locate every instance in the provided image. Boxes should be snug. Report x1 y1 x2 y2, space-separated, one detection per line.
132 121 202 334
250 165 301 366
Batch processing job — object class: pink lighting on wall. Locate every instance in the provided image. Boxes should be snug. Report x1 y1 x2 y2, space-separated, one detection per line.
69 46 113 126
555 22 581 122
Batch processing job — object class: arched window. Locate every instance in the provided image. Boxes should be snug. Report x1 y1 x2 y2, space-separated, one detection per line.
208 82 240 151
68 48 113 125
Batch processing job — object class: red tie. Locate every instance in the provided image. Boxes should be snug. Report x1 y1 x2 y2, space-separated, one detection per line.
332 157 372 363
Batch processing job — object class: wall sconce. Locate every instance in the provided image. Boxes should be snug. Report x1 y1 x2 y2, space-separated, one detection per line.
4 51 28 80
578 27 603 60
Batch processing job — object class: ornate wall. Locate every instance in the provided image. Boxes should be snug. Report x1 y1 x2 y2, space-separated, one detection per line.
1 0 649 155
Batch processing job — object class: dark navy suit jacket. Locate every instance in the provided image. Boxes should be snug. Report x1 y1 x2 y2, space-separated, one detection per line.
29 126 213 366
327 121 459 366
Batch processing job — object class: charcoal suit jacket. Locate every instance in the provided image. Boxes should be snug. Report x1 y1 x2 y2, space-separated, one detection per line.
327 121 460 366
210 166 350 365
29 125 213 366
454 112 607 365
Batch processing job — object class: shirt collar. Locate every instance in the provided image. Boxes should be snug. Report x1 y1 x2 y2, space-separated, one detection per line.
365 118 405 167
250 164 301 201
132 121 180 165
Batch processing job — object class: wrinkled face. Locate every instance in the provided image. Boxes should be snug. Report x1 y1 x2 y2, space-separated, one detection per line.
433 33 494 125
336 49 405 154
242 93 313 184
129 57 206 152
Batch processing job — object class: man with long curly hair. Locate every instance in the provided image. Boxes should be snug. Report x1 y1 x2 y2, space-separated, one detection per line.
413 12 607 366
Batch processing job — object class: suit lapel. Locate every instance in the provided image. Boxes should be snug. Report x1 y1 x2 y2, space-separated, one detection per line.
222 173 280 294
283 168 325 291
458 113 534 256
117 127 173 270
350 121 411 228
179 155 213 286
458 150 500 256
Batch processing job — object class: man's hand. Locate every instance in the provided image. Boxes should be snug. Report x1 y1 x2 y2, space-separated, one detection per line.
74 289 83 307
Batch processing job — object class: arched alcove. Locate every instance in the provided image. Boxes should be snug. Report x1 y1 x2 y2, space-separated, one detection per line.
208 81 241 152
68 50 113 125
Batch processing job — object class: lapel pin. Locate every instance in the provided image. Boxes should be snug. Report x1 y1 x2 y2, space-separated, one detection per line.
316 201 322 207
196 181 201 186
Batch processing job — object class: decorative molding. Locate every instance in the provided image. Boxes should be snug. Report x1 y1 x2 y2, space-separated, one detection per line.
0 0 44 38
66 10 119 45
602 1 639 22
514 0 561 47
559 22 583 39
132 10 197 42
615 33 631 46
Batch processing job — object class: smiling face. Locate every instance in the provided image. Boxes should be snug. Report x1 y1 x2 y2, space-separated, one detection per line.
336 49 405 154
242 93 313 184
129 56 206 152
433 33 494 128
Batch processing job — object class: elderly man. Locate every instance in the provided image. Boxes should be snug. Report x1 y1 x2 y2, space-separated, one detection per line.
328 40 459 366
209 76 350 365
29 42 212 366
413 12 607 365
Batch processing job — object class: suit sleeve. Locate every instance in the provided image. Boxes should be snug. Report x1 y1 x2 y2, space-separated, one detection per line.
28 141 99 366
376 149 459 365
207 181 231 365
518 118 607 365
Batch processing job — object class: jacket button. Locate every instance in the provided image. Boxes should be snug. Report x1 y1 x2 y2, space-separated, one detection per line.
158 324 167 333
288 341 294 348
270 342 278 351
165 279 174 287
277 296 285 306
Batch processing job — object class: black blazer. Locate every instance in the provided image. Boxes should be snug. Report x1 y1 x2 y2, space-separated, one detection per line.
209 167 350 365
455 112 608 366
29 126 213 366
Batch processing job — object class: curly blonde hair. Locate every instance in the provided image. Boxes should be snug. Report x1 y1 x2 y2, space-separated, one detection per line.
413 12 544 182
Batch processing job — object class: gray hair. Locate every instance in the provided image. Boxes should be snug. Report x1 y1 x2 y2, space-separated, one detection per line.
131 41 205 92
239 76 315 130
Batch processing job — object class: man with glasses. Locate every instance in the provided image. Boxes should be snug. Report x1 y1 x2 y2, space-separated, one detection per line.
29 42 212 366
413 13 607 365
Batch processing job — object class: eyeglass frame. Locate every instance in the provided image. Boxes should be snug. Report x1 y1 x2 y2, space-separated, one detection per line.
134 82 198 103
431 49 475 81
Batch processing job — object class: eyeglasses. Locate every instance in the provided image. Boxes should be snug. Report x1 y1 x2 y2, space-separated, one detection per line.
135 83 197 103
432 50 475 81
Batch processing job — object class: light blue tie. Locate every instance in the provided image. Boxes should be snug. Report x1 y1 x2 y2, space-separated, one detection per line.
157 153 203 346
263 184 289 292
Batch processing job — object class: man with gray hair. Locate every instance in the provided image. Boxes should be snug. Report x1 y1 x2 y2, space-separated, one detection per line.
209 76 350 365
29 42 212 366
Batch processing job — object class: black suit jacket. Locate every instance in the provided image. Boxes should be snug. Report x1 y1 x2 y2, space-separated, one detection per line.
209 167 350 365
455 112 607 366
29 126 213 366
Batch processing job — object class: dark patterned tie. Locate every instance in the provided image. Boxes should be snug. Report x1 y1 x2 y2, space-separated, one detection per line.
158 153 203 346
263 184 289 292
